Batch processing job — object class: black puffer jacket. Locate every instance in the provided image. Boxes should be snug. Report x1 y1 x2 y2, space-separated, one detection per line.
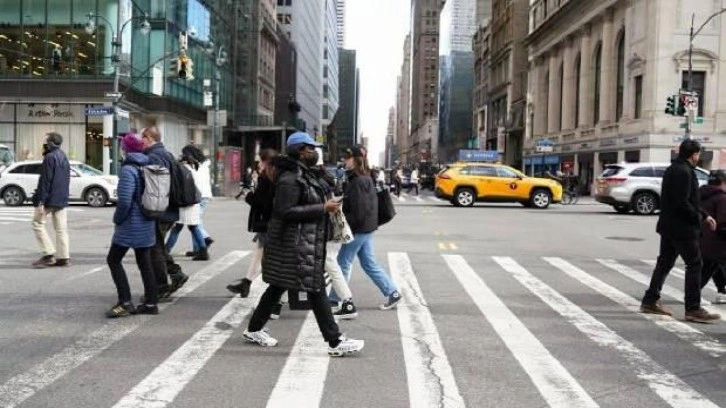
656 158 704 240
343 171 378 233
245 173 275 233
262 157 329 292
700 185 726 260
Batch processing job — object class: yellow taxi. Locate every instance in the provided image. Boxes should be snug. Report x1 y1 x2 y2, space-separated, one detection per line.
435 162 563 208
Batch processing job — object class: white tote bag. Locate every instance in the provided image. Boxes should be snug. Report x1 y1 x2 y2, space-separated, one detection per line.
330 207 354 244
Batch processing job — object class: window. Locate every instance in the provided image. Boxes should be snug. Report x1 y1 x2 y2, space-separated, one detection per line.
471 166 497 177
574 54 581 127
616 33 625 120
634 75 643 119
323 104 329 119
72 163 102 176
23 164 43 174
682 71 706 117
654 167 667 177
629 167 655 177
496 167 520 178
323 85 329 98
558 63 564 130
323 66 328 78
593 43 602 124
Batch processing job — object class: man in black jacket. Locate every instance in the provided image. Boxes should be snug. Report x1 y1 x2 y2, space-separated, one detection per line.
140 126 188 299
31 132 71 268
641 139 720 323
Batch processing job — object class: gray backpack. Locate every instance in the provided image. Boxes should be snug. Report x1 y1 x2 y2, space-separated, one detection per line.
135 165 171 218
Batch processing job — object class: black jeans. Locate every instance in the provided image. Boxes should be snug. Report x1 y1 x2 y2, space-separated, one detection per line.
702 258 726 293
643 236 703 312
247 285 342 347
107 244 158 305
151 221 176 288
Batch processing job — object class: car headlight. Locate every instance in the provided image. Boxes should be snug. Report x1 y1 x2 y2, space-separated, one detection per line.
102 176 118 185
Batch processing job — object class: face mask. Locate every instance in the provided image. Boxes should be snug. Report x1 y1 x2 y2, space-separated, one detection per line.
301 151 319 167
42 142 52 155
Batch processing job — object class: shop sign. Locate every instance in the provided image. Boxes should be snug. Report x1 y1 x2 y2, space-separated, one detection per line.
673 135 713 144
579 143 592 150
599 139 617 147
623 136 639 144
20 104 84 123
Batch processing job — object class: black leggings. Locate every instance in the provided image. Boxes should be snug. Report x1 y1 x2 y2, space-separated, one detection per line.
702 258 726 293
107 244 158 305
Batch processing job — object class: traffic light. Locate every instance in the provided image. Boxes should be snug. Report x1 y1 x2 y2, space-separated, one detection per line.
665 95 676 115
168 59 178 78
178 56 188 79
677 95 687 116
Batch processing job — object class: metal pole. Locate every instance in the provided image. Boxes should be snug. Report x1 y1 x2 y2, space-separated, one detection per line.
212 62 220 195
686 13 694 139
111 3 122 175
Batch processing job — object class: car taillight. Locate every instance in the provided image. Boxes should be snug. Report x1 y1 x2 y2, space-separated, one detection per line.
604 177 627 184
438 173 452 180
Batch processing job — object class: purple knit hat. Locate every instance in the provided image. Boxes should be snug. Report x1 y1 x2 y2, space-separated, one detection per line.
121 133 144 154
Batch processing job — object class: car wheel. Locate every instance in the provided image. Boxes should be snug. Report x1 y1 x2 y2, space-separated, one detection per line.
454 188 475 207
614 205 630 214
530 189 552 209
85 187 108 207
632 192 657 215
2 186 25 206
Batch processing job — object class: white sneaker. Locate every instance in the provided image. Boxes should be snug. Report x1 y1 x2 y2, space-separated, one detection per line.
243 329 278 347
328 335 364 357
713 293 726 304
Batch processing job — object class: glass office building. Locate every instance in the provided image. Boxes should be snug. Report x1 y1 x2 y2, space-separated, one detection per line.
0 0 234 169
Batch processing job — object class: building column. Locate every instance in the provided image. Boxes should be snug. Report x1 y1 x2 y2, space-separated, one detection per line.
578 26 592 128
547 52 560 134
599 8 615 124
535 58 548 136
561 38 575 130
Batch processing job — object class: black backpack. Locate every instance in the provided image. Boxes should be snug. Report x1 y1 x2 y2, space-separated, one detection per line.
169 161 201 208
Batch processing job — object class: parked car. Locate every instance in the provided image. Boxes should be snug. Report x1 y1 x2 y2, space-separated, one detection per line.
0 160 117 207
595 162 709 215
435 162 563 209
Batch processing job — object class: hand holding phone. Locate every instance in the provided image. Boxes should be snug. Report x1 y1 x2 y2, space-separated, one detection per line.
332 195 345 203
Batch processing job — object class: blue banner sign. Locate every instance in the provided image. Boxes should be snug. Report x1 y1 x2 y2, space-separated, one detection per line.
85 107 115 116
458 149 499 162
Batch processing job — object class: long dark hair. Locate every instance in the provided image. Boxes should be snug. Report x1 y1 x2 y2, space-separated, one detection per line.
181 145 205 170
259 148 279 180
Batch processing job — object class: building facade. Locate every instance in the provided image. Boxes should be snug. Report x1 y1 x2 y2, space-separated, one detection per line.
274 27 297 127
385 106 396 167
409 0 442 158
333 48 358 161
396 34 412 163
322 0 340 143
0 0 235 173
526 0 726 193
277 0 324 133
473 22 491 151
438 0 478 162
336 0 345 47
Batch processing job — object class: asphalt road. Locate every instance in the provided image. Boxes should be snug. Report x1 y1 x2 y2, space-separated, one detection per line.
0 193 725 408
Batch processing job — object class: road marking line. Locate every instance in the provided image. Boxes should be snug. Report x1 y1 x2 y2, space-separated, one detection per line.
398 195 407 202
391 253 464 408
0 217 31 222
0 250 249 408
113 278 264 408
641 260 686 280
266 312 330 408
444 255 597 408
66 266 105 282
429 197 443 203
438 242 447 251
448 243 458 250
496 256 720 408
545 257 725 357
415 196 423 202
597 259 717 308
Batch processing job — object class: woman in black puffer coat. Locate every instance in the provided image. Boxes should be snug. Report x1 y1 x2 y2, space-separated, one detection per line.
243 133 364 357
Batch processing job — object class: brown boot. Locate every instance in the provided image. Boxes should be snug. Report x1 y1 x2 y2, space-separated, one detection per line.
685 308 721 324
640 301 672 316
32 255 55 269
52 258 71 267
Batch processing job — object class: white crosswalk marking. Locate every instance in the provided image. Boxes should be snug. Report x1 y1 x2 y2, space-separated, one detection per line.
390 253 465 408
545 257 726 357
495 256 720 408
266 313 331 408
0 251 249 408
444 255 598 408
641 260 686 280
113 281 265 408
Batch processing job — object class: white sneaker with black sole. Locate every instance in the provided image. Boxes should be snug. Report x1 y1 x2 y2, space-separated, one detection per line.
328 336 364 357
243 329 278 347
713 293 726 304
333 299 358 320
380 291 402 310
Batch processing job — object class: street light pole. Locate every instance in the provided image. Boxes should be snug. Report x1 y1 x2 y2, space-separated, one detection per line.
210 45 226 196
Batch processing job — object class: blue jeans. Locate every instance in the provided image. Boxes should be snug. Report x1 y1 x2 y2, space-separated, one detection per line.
331 232 398 302
194 199 210 251
166 224 206 253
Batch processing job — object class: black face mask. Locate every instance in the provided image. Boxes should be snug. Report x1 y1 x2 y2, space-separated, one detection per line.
42 143 52 155
301 152 319 167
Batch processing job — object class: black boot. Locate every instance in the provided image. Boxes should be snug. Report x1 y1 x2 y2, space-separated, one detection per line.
192 247 209 261
204 237 214 249
226 278 251 297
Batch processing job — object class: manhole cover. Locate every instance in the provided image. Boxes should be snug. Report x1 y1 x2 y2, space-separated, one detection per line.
604 236 645 242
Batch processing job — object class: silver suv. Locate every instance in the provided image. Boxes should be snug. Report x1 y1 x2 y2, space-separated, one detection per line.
595 162 709 215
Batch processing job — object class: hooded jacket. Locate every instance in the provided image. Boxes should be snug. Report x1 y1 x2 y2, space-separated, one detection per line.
112 153 155 248
261 157 330 292
342 171 378 234
32 145 70 208
656 157 704 240
700 184 726 260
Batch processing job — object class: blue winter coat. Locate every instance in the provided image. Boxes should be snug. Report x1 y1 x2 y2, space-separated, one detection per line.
112 153 155 248
31 147 70 208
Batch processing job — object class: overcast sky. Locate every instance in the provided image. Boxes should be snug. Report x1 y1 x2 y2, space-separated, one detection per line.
345 0 410 166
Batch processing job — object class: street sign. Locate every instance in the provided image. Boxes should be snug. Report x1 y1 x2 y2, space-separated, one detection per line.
116 108 129 119
458 149 498 162
207 110 227 127
203 91 213 107
535 145 554 153
85 107 115 116
694 117 704 125
104 92 123 99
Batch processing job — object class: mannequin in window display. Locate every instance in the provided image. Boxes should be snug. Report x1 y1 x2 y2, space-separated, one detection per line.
52 46 62 74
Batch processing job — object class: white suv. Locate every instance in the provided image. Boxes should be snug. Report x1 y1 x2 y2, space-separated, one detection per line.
595 162 709 215
0 161 118 207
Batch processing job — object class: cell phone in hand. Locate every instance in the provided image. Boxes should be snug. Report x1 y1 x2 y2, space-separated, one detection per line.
332 195 345 203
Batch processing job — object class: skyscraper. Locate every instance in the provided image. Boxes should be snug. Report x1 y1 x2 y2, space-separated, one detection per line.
396 34 412 163
335 49 359 159
336 0 346 47
323 0 340 142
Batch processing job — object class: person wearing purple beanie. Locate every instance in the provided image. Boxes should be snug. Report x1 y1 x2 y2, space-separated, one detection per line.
105 133 159 317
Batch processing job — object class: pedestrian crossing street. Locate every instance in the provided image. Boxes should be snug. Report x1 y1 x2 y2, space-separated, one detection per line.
0 206 84 225
1 250 725 408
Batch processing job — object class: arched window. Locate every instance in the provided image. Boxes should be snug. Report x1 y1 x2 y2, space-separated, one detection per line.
574 53 581 128
558 62 564 131
616 31 625 121
593 43 602 124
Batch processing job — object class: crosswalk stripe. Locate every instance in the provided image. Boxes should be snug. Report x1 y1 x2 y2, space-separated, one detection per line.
113 280 265 408
390 253 465 408
429 196 443 203
397 195 407 202
0 250 250 408
545 257 726 357
495 256 720 408
0 216 31 222
415 196 423 202
641 260 686 280
597 259 714 306
443 255 597 408
266 313 330 408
